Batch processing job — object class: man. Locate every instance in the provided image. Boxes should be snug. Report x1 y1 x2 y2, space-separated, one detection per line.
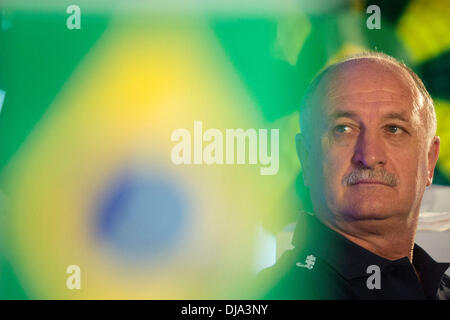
257 52 450 299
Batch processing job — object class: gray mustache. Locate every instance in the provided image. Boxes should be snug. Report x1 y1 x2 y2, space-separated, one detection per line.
343 169 398 187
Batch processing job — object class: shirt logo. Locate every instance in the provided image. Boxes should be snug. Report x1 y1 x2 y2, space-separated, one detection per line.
296 254 316 270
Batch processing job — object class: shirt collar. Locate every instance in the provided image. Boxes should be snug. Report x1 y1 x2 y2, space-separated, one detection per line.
412 244 450 298
291 212 450 286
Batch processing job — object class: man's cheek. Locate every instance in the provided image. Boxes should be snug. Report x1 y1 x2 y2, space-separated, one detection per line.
322 159 343 196
325 152 345 178
397 153 423 182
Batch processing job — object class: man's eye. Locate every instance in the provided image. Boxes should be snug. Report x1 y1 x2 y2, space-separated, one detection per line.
386 125 404 134
334 125 352 134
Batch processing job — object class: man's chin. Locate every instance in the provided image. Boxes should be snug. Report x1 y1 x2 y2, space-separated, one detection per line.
339 188 400 219
340 202 395 221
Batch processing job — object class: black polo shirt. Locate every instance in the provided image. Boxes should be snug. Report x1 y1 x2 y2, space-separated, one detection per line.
257 212 450 300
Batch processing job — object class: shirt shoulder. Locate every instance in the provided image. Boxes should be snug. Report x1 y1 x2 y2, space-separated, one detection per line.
255 249 315 299
255 248 357 300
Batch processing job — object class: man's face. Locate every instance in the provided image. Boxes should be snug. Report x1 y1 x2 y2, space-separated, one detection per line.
300 60 440 224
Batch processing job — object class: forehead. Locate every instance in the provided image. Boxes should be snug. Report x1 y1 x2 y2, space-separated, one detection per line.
314 59 420 120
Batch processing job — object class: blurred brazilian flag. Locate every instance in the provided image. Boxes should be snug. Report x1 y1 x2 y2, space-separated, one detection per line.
0 0 449 299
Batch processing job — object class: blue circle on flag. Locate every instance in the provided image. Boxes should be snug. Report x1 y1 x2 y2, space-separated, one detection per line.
96 171 189 262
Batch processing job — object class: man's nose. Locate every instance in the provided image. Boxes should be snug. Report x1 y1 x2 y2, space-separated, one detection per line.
351 129 387 168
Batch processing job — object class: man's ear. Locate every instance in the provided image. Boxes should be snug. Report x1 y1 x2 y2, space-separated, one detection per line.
296 133 311 187
426 136 440 186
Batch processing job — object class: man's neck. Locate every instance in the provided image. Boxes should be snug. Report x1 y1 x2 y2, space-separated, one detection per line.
316 213 418 262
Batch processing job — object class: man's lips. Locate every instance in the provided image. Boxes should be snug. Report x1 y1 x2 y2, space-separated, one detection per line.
351 179 390 186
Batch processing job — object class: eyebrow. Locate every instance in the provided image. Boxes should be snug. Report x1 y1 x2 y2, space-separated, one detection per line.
329 110 410 123
329 110 358 120
382 112 410 122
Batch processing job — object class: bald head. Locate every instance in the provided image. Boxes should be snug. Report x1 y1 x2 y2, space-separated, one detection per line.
299 52 436 149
